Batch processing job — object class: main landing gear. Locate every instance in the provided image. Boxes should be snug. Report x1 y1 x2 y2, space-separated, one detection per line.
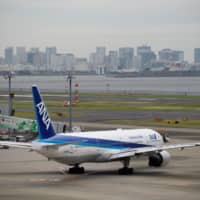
67 160 134 175
68 164 85 174
118 158 134 175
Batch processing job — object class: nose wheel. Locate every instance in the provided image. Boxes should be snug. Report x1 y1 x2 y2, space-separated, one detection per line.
68 164 85 174
118 158 134 175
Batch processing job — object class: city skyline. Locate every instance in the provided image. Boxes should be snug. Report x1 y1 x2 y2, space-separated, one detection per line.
2 45 197 73
0 45 187 61
0 0 200 61
0 45 196 62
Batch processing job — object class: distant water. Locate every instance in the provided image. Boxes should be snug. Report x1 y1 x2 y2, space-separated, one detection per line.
0 75 200 95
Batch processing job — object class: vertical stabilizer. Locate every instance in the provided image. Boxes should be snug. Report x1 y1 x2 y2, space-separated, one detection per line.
32 85 56 139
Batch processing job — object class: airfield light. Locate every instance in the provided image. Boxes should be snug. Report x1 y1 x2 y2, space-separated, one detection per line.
3 71 15 116
66 71 74 132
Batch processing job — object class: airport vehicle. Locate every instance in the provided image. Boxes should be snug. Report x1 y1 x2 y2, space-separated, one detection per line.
0 85 200 174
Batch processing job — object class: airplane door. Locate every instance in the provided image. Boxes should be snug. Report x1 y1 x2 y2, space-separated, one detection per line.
96 138 101 153
69 144 76 154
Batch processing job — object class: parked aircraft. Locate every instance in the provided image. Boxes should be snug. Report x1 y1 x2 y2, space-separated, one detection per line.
0 85 199 174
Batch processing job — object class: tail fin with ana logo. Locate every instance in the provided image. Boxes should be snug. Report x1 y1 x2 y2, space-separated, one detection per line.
32 85 56 139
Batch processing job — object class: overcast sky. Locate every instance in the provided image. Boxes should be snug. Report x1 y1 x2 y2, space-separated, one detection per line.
0 0 200 61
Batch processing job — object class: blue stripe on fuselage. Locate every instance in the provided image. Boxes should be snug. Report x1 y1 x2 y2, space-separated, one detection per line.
37 135 151 150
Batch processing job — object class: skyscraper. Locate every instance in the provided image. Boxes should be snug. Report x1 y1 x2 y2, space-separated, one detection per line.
108 50 119 71
119 47 134 69
4 47 14 65
16 47 27 64
89 52 97 72
194 48 200 64
46 47 57 70
33 52 46 67
96 47 106 65
27 52 34 65
137 45 156 70
64 53 75 71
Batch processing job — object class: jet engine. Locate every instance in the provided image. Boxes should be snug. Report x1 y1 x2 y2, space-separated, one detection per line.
149 150 171 167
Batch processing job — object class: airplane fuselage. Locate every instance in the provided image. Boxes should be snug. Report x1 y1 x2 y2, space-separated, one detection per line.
32 129 163 165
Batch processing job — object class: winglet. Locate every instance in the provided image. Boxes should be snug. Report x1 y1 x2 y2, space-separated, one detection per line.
32 85 56 139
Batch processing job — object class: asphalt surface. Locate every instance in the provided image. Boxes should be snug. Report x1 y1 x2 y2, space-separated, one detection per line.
71 110 200 122
1 92 200 199
0 137 200 200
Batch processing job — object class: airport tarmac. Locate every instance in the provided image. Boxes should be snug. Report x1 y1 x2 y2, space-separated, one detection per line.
0 139 200 200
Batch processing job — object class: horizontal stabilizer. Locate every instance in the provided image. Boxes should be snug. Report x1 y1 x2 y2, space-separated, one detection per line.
0 141 32 149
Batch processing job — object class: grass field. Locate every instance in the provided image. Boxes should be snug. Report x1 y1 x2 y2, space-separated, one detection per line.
1 99 200 112
77 101 200 111
1 92 200 128
105 119 200 129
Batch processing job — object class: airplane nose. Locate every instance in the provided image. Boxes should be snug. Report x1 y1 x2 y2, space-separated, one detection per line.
162 134 170 143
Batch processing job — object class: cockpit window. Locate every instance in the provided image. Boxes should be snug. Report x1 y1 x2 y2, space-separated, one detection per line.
149 134 157 140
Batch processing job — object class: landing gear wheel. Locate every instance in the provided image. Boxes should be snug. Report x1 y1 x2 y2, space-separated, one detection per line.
118 167 134 175
118 158 133 175
68 165 85 174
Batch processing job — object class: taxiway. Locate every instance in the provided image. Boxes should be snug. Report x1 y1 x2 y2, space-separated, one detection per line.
0 138 200 200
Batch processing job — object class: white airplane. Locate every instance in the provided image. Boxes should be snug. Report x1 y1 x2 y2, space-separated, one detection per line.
0 85 200 175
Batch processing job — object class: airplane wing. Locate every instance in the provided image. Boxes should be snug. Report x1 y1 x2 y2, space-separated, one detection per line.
0 141 32 149
38 139 89 149
109 142 200 160
0 139 88 149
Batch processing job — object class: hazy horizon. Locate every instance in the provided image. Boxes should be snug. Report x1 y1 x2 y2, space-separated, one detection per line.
0 0 200 61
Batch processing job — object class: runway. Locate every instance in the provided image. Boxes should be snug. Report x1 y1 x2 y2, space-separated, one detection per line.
0 138 200 200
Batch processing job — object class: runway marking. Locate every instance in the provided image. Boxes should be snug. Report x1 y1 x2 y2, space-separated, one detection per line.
30 178 61 183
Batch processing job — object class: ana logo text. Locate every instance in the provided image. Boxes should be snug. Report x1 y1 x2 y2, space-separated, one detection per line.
36 101 51 130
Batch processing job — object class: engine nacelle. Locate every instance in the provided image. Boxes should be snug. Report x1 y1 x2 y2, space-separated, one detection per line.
149 150 171 167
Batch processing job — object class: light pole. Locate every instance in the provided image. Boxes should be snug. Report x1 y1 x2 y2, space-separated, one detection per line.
3 71 15 116
66 71 73 132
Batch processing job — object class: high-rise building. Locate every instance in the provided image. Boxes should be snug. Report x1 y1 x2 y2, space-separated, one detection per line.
137 45 156 70
50 54 65 70
119 47 134 69
137 45 151 55
176 51 184 62
27 48 41 66
108 50 118 71
88 47 106 74
159 49 184 62
0 57 4 65
4 47 14 65
64 53 75 71
27 52 34 65
96 47 106 65
133 56 141 70
89 52 97 72
33 52 46 67
16 47 27 64
50 53 75 71
30 48 39 53
74 58 88 71
46 47 57 69
194 48 200 64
